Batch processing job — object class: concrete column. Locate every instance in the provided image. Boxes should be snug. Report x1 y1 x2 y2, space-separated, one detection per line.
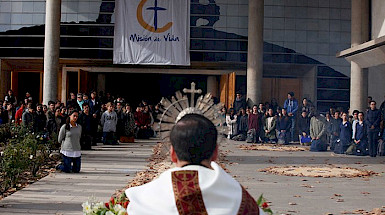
43 0 61 105
350 62 368 111
97 73 106 94
350 0 369 112
207 76 218 98
247 0 264 106
302 66 317 106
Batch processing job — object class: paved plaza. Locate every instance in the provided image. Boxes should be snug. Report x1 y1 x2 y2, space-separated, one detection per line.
0 140 156 215
0 139 384 214
223 139 385 215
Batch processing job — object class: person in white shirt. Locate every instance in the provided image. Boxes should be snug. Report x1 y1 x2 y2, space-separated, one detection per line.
125 114 265 215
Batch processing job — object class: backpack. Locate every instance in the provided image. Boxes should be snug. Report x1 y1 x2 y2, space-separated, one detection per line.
333 139 347 154
277 131 286 144
378 139 385 156
232 134 246 141
246 129 256 143
300 135 312 146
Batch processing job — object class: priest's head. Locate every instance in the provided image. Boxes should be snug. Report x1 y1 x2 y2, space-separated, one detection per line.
170 114 218 167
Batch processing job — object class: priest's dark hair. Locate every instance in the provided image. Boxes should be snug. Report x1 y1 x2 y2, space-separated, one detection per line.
170 114 218 164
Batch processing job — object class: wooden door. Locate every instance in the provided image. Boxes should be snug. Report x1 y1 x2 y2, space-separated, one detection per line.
220 72 236 109
262 78 302 107
78 69 89 94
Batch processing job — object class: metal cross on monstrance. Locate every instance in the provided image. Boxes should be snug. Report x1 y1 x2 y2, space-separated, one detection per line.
156 82 226 141
183 82 202 107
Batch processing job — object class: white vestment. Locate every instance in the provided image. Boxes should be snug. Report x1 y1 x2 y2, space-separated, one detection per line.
126 162 265 215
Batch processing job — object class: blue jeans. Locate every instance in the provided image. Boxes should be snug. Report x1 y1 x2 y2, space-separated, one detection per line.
58 155 81 173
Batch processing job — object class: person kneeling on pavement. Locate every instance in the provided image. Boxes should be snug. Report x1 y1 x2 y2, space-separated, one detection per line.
334 112 352 154
57 110 82 173
310 112 327 152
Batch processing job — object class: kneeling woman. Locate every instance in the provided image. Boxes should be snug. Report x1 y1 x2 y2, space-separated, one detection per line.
57 110 82 173
353 112 368 156
334 112 352 154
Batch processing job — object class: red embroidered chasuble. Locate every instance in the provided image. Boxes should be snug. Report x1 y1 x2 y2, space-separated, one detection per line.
237 187 260 215
172 170 208 215
171 170 260 215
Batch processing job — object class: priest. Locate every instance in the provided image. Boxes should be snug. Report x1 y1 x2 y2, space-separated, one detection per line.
125 114 264 214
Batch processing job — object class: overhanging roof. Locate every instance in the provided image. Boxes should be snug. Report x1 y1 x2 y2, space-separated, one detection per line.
336 35 385 68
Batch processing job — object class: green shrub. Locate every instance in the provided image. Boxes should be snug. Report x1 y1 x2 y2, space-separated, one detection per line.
0 123 59 194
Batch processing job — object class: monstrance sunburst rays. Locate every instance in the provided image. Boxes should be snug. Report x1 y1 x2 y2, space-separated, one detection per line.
155 82 227 142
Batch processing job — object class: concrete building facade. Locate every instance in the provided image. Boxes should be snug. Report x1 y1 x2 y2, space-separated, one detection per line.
0 0 381 112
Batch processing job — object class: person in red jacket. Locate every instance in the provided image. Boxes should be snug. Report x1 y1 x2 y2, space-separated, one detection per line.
15 102 25 125
135 104 152 139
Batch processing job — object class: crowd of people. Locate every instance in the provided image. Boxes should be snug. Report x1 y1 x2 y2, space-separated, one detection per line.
221 92 384 157
1 89 160 150
2 89 385 158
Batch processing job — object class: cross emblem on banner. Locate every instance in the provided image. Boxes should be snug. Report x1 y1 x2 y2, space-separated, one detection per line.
183 82 202 107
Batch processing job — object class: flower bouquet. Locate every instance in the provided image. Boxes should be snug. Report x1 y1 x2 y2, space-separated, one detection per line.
82 193 129 215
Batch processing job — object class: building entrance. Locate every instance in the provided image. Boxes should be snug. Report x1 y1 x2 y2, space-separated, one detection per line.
236 76 304 109
262 78 303 107
104 73 208 107
17 72 42 104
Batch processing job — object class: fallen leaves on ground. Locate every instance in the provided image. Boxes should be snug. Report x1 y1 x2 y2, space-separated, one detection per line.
114 142 232 198
258 165 377 178
341 208 385 214
239 144 308 152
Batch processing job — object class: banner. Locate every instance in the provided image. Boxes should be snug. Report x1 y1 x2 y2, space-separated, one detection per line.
113 0 190 65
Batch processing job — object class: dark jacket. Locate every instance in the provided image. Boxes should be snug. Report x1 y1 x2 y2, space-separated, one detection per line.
298 115 310 134
78 113 93 134
4 95 17 105
233 98 246 114
277 116 291 132
365 109 381 131
67 99 81 111
331 118 342 137
34 111 47 132
47 117 59 134
354 121 367 141
22 111 34 128
1 110 8 123
237 114 248 135
89 98 101 115
339 121 352 145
